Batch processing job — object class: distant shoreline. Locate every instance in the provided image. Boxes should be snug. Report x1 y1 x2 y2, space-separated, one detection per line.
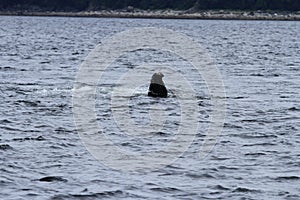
0 10 299 21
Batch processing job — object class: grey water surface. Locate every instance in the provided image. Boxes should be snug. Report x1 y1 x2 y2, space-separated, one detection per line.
0 16 299 199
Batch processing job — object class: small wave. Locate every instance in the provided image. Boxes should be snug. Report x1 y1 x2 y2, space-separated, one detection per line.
51 190 128 199
165 164 184 170
224 123 243 129
150 187 181 192
252 73 280 77
0 66 16 71
288 107 299 111
218 166 239 170
244 152 266 156
37 176 67 182
15 100 41 107
243 142 276 147
212 185 230 190
232 187 259 193
231 96 246 99
275 176 300 181
185 173 215 179
150 131 170 136
0 125 22 132
211 155 230 161
54 127 74 134
0 119 13 124
195 95 211 100
16 82 38 86
0 144 13 150
250 73 264 77
40 61 51 64
12 136 45 142
235 133 277 139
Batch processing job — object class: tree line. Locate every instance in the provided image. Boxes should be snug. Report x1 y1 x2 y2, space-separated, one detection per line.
0 0 299 11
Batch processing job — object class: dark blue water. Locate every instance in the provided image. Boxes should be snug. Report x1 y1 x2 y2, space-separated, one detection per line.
0 16 299 199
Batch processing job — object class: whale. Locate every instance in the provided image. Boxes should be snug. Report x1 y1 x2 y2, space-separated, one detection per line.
148 72 168 98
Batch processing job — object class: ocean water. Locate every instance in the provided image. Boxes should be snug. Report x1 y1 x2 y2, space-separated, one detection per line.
0 16 299 199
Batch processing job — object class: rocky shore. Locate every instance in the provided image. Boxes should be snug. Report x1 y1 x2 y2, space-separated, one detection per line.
0 9 299 20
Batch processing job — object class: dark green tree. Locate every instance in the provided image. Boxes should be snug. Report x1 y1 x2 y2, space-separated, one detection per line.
0 0 299 11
